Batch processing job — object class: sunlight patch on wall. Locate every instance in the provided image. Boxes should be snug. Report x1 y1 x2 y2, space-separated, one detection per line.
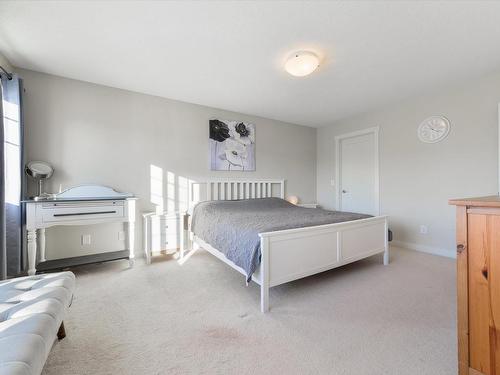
150 164 163 214
167 171 176 212
178 176 189 212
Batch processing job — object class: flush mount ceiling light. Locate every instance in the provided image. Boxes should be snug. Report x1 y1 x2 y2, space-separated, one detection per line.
284 51 320 77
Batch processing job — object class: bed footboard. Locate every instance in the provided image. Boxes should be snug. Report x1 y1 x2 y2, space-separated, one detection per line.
258 216 389 312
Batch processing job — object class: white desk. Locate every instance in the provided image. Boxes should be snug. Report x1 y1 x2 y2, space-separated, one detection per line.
23 185 137 275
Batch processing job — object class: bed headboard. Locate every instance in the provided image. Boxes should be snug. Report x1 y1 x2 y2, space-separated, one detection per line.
190 179 285 203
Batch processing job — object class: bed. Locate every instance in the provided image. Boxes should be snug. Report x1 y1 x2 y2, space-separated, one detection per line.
187 179 389 312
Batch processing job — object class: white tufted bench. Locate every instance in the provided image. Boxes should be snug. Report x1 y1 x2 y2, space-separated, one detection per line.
0 272 75 375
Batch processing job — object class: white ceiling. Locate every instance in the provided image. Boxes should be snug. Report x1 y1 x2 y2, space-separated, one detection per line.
2 1 500 128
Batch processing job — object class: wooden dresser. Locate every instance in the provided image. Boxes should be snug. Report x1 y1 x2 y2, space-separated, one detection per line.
450 196 500 375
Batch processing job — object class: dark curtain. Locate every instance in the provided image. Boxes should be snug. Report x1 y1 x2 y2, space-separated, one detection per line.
1 74 24 278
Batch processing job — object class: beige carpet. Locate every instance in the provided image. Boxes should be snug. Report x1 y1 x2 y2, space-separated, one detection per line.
42 246 456 375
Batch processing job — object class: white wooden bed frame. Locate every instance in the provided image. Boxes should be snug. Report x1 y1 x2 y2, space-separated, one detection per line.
188 179 389 313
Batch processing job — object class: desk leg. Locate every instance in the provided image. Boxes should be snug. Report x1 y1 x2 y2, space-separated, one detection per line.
128 222 135 267
27 229 37 276
39 228 46 263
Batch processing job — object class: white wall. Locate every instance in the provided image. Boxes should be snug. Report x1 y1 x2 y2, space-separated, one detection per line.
317 70 500 257
18 68 317 260
0 53 13 74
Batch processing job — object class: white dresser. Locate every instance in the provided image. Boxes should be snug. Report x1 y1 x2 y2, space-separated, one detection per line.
23 185 137 275
142 211 187 263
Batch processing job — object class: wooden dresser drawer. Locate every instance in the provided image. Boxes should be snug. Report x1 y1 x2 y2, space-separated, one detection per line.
467 211 500 375
450 197 500 375
40 201 125 223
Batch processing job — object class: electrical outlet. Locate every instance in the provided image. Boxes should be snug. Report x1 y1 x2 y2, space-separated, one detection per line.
81 234 91 246
118 231 125 241
419 225 428 235
330 179 335 187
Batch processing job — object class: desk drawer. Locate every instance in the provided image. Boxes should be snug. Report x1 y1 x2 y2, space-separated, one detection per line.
41 201 125 223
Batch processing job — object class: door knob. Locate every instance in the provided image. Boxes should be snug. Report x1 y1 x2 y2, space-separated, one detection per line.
342 190 347 193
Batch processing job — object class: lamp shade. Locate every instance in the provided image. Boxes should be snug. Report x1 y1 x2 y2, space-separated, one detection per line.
285 51 319 77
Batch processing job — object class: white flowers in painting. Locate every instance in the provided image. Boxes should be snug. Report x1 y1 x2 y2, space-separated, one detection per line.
210 119 255 171
224 138 247 167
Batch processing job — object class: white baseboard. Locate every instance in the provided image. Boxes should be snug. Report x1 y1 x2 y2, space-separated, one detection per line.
391 240 456 259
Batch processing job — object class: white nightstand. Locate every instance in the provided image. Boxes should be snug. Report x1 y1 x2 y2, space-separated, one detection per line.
143 211 186 264
297 203 319 208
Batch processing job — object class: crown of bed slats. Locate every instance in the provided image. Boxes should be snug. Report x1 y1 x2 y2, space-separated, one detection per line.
189 179 285 203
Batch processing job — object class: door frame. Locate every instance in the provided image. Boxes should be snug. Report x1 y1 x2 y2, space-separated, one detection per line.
334 126 380 215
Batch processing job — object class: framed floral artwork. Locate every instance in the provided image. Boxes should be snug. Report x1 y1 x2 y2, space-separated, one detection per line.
209 119 255 171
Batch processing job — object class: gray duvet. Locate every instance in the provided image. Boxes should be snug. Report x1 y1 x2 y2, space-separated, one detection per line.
191 198 371 282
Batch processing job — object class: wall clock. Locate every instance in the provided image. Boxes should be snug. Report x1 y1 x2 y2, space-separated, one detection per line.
417 116 450 143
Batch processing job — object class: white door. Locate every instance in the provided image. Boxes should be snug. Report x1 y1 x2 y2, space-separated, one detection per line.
337 130 378 215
